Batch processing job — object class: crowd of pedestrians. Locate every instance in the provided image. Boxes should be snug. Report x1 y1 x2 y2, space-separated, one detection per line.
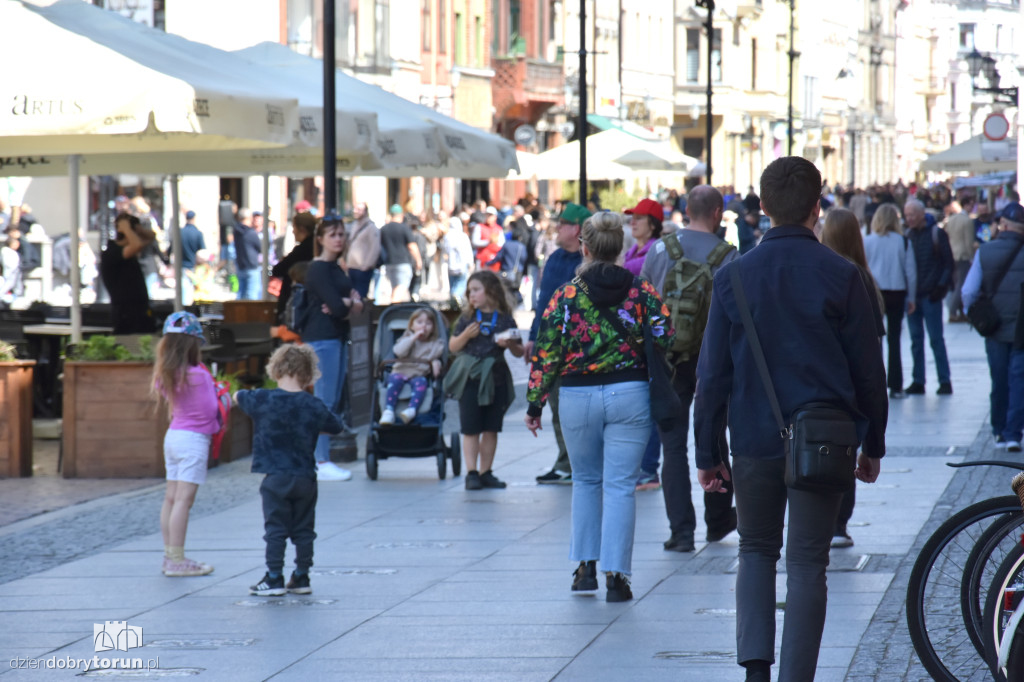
57 161 1019 682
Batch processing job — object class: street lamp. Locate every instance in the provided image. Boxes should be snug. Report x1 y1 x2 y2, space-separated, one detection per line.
965 48 1019 105
695 0 714 184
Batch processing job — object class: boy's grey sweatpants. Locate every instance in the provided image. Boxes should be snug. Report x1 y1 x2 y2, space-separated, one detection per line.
260 473 318 574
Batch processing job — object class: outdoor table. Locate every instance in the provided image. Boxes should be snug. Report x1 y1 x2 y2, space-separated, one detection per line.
23 324 114 418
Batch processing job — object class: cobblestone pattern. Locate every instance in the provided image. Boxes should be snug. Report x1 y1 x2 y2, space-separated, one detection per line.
0 458 257 586
847 428 1011 681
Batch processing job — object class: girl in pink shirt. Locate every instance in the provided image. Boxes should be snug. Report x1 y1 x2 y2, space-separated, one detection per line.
151 312 220 577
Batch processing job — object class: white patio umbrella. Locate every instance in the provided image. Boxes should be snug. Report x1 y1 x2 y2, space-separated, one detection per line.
529 130 638 180
236 43 519 178
1 0 304 339
613 143 700 174
919 135 1017 174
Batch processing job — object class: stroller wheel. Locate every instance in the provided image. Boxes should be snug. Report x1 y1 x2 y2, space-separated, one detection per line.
450 433 462 476
366 452 378 481
436 450 447 480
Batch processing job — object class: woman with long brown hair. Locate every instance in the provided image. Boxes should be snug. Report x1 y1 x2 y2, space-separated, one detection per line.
820 208 885 549
303 213 364 481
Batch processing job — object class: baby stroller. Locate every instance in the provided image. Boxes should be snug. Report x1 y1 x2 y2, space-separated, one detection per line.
365 304 460 480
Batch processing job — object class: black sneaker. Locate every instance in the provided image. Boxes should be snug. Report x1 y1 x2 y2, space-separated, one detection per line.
606 572 633 602
249 573 285 596
480 470 507 489
663 532 695 553
905 382 925 395
571 560 598 591
937 382 953 395
465 471 483 490
536 469 572 485
286 572 312 595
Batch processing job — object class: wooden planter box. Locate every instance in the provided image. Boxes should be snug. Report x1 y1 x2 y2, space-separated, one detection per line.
62 362 168 478
0 361 35 478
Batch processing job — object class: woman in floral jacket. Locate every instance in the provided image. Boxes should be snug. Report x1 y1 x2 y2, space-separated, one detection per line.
524 211 673 603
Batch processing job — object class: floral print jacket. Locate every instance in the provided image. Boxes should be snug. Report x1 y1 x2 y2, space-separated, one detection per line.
526 274 674 413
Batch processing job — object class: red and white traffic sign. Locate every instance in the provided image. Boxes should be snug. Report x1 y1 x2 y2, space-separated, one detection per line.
983 113 1010 141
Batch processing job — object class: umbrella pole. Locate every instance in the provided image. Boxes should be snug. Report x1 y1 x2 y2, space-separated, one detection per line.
69 154 81 344
261 173 271 301
171 174 182 312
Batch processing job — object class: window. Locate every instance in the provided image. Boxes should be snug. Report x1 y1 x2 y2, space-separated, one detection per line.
475 15 484 67
712 28 722 83
959 23 975 49
995 25 1001 51
686 28 699 83
422 0 431 51
491 1 500 55
455 12 465 64
509 0 524 55
438 0 446 53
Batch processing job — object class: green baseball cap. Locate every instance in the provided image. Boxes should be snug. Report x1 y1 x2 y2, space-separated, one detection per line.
559 202 592 226
389 204 404 215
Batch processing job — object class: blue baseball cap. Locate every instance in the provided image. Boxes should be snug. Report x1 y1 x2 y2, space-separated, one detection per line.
184 210 196 220
999 202 1024 223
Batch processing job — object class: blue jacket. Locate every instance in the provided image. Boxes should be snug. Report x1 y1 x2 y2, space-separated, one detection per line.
693 225 888 467
529 248 583 341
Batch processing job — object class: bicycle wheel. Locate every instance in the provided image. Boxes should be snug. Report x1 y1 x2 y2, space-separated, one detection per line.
961 512 1024 656
907 495 1023 682
982 543 1024 681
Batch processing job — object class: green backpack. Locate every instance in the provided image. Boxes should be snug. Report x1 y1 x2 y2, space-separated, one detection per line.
660 233 735 362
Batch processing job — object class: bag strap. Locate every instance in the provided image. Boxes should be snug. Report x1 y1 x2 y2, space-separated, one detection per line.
728 264 788 439
662 231 684 261
571 275 645 359
707 240 736 267
982 239 1024 298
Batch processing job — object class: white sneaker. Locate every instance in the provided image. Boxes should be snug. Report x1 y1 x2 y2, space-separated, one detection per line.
379 409 395 425
316 461 353 481
399 407 417 424
1006 441 1023 453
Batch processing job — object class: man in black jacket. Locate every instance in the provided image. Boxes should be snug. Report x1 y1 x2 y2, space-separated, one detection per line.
962 202 1024 451
694 157 887 682
904 198 955 395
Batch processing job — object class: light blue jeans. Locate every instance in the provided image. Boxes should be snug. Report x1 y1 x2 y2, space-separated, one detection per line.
558 381 650 575
237 267 262 301
308 338 347 463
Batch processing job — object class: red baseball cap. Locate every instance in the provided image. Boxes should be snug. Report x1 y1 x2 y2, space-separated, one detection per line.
624 198 664 222
294 200 313 212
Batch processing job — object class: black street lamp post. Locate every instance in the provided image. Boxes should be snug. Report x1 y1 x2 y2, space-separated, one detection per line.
965 48 1019 105
695 0 714 185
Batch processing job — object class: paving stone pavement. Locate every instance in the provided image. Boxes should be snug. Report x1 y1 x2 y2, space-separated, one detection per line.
0 319 1006 681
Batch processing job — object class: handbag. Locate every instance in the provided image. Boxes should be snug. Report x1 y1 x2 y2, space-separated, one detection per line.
572 276 683 431
729 264 857 493
966 240 1024 338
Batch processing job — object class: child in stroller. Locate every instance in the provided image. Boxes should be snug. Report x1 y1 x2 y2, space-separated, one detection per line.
379 307 446 425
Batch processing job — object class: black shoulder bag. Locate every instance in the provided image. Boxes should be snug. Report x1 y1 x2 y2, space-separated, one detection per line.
572 276 683 431
729 265 858 493
967 240 1024 338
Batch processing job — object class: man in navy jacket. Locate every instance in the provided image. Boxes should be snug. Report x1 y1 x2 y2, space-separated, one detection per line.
694 157 887 682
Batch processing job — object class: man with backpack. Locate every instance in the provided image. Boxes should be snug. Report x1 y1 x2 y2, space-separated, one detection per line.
640 185 738 552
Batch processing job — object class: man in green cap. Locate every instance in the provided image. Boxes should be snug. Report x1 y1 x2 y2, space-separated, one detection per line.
525 202 592 484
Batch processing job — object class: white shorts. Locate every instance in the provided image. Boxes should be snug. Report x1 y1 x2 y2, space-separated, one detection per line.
164 429 211 485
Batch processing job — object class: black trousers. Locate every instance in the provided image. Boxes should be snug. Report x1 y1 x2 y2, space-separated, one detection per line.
733 456 842 680
260 474 318 574
658 357 734 537
881 290 907 392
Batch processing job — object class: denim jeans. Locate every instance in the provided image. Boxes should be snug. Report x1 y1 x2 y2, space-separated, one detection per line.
986 339 1024 442
559 381 650 575
236 267 262 301
308 339 347 463
639 425 661 476
349 268 373 298
733 456 842 680
448 272 468 300
907 295 951 385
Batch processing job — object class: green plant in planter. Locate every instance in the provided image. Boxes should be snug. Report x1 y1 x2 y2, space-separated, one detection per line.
67 335 156 362
0 341 17 362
